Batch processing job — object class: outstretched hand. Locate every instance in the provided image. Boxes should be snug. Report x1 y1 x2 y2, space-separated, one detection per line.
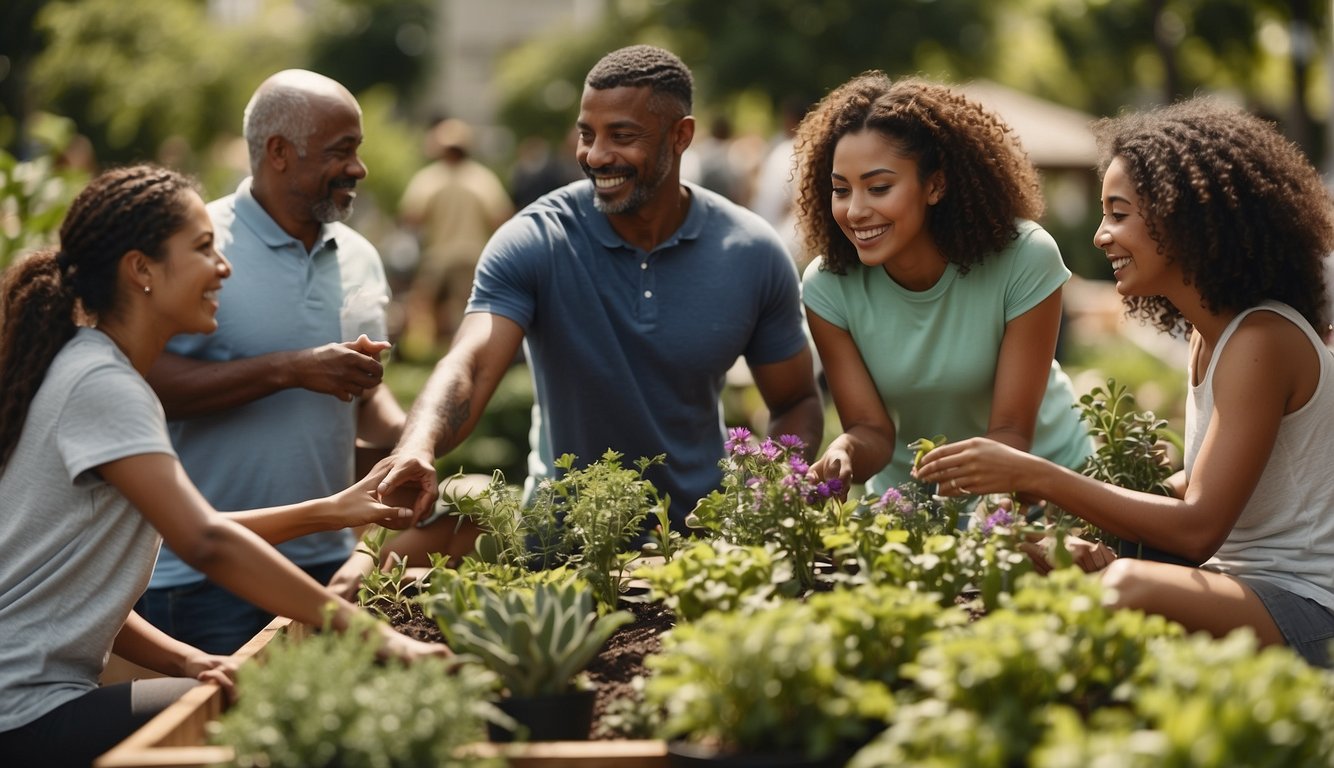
294 334 391 402
375 624 452 663
808 446 854 501
912 437 1037 498
333 458 416 530
375 450 440 522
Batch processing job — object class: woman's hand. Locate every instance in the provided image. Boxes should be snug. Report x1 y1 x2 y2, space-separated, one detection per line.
809 443 854 500
331 457 416 530
1021 533 1117 575
181 651 240 702
375 624 452 663
375 450 442 523
912 437 1040 497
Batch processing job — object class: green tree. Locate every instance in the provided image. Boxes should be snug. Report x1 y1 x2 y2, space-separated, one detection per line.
305 0 436 108
29 0 247 162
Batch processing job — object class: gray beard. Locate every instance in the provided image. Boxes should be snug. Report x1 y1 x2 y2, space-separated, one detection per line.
312 197 352 223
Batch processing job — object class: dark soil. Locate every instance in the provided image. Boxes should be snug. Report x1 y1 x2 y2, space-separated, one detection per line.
371 595 674 741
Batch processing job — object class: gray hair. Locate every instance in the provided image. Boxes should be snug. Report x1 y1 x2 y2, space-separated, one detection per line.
242 84 316 174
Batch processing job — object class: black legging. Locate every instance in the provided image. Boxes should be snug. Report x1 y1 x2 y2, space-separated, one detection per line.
0 677 199 767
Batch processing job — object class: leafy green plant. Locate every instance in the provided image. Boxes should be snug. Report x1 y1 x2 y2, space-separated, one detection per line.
688 429 843 591
1 139 86 269
1077 380 1176 495
427 578 632 698
646 597 895 761
553 451 667 610
209 614 500 768
635 539 797 622
444 468 564 572
353 527 422 618
444 451 666 610
1072 379 1183 559
893 569 1184 764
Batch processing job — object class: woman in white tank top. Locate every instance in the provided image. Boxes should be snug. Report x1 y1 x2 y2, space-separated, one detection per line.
914 97 1334 667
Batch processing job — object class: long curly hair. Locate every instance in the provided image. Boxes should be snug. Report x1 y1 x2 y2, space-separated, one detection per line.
1093 98 1334 334
794 72 1044 275
0 164 199 467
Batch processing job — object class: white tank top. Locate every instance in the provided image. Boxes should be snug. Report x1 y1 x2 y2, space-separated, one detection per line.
1188 301 1334 610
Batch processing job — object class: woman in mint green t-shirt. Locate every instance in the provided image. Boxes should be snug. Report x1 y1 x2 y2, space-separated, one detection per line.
791 73 1091 499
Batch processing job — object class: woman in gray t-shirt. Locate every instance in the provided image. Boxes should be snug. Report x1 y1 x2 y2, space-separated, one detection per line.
0 165 446 766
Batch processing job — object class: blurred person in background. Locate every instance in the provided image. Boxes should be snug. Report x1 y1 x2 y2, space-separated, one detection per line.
399 118 514 353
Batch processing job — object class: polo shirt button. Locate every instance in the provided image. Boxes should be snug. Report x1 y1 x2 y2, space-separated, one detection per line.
644 290 653 298
640 262 648 270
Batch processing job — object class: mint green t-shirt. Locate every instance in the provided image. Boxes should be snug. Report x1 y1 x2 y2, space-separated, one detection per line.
802 220 1092 495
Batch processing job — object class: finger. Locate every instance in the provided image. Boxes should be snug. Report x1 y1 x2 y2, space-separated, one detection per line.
380 506 415 529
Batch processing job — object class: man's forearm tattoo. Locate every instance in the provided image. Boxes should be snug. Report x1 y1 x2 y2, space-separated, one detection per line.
442 395 471 437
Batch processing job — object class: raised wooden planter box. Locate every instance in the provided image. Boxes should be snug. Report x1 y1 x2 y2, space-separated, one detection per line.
95 617 669 768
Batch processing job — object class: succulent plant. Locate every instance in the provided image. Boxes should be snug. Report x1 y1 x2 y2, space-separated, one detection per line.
429 578 632 698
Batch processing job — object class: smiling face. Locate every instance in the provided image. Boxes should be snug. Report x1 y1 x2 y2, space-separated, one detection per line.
288 92 367 224
830 130 944 275
1094 157 1179 297
150 191 232 335
576 85 681 216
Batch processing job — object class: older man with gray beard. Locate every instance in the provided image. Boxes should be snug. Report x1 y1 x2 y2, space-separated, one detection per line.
136 69 407 654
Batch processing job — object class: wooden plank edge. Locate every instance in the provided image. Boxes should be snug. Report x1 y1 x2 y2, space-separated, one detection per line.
464 739 670 767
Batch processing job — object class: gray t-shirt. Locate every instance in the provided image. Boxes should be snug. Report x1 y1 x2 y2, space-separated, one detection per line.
0 329 175 731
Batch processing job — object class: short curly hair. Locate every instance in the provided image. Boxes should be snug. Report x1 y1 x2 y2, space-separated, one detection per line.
585 44 693 122
1094 98 1334 335
794 72 1044 275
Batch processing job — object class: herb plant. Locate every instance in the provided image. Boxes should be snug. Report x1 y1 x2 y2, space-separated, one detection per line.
210 614 500 768
647 596 895 760
1072 379 1182 559
635 539 797 622
444 451 667 610
552 451 667 610
353 527 421 618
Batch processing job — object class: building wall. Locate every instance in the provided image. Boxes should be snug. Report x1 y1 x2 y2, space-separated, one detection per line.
429 0 603 138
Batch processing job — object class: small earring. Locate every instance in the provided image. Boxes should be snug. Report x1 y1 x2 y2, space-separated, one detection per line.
143 285 151 295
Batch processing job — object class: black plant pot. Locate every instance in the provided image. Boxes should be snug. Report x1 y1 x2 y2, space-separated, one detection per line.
666 740 855 768
487 688 596 742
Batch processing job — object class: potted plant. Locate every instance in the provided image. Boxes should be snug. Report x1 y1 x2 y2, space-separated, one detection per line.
424 577 633 742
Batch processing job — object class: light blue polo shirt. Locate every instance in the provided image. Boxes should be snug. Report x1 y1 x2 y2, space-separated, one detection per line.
150 177 390 588
468 180 808 523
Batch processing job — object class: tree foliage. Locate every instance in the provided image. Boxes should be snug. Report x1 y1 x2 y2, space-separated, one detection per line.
29 0 243 162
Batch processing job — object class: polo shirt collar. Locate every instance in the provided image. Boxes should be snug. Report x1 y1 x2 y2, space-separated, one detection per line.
584 180 706 253
233 176 339 254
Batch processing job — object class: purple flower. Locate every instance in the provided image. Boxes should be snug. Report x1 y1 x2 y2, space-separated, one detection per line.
778 434 805 450
788 456 810 475
724 426 753 456
871 488 902 513
980 508 1016 536
759 439 782 462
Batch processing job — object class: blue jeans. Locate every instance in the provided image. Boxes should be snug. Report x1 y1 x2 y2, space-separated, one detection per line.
135 559 343 655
